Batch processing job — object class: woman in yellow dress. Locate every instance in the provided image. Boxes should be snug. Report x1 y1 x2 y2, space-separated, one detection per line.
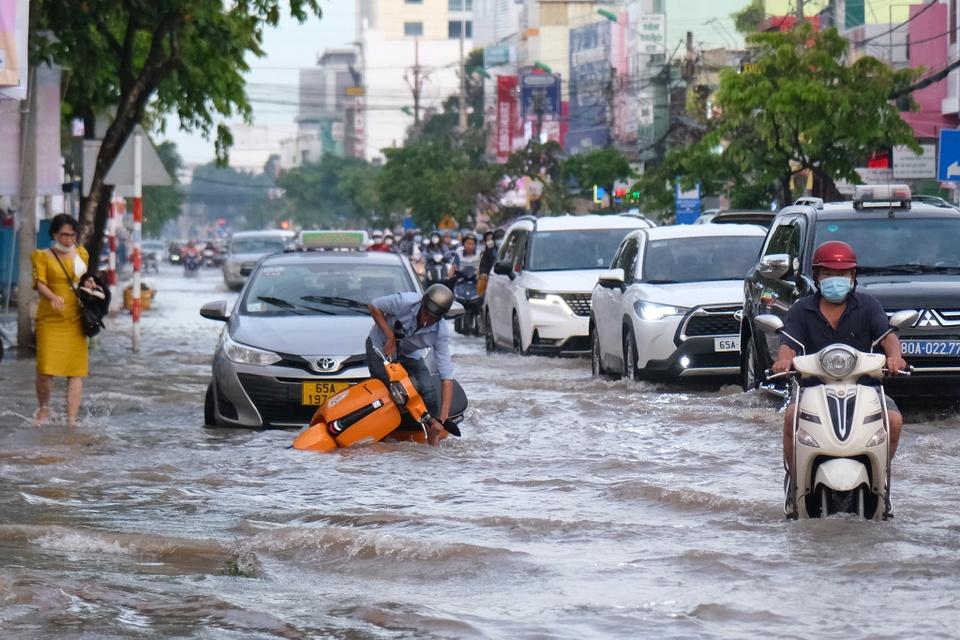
31 214 90 427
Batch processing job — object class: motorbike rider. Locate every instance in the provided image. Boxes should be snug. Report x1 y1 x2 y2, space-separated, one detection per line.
366 284 457 445
383 229 400 253
771 241 907 514
423 232 448 260
454 233 481 274
369 230 390 253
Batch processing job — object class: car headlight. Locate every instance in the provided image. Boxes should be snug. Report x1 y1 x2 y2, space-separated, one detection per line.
223 335 282 366
526 290 568 308
796 427 820 448
818 345 858 378
634 300 688 322
865 427 887 447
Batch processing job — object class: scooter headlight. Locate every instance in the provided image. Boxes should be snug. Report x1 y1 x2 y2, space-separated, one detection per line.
223 335 282 366
796 427 820 448
818 345 858 378
866 427 887 447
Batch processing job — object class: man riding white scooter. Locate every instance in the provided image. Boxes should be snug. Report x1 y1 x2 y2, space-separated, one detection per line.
771 240 908 517
366 284 456 445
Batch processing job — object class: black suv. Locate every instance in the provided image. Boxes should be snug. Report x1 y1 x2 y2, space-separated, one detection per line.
740 190 960 395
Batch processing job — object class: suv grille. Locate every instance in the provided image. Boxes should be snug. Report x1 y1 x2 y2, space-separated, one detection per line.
887 308 960 328
682 306 742 338
560 293 592 317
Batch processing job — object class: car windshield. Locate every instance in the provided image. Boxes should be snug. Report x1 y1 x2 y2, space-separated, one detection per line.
527 229 635 271
230 237 287 254
241 262 415 316
814 218 960 272
642 235 764 283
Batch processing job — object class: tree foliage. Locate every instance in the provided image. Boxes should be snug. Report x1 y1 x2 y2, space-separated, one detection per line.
276 155 381 228
564 148 633 205
36 0 321 259
635 24 922 212
186 163 276 229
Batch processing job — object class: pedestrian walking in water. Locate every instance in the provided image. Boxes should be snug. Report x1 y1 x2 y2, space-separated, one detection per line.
30 214 91 427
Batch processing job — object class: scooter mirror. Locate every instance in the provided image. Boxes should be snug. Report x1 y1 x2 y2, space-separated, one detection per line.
889 309 919 331
447 301 465 318
754 314 784 334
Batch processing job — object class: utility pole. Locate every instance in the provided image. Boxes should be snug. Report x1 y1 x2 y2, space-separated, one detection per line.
458 20 467 133
15 64 38 355
796 0 805 23
605 66 616 149
404 39 423 135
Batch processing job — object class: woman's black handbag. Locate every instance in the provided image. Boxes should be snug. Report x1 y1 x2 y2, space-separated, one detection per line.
51 250 111 338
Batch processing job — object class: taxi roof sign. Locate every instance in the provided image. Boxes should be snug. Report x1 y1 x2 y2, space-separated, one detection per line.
852 184 911 210
298 230 369 251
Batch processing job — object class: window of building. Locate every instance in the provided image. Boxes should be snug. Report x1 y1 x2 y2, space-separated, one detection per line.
449 0 473 11
448 20 473 39
405 0 423 3
404 22 424 37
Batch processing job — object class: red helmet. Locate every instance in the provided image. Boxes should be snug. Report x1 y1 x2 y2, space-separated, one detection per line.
812 241 857 270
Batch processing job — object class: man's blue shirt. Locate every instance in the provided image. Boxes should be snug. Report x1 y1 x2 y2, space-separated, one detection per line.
780 290 889 354
369 292 454 379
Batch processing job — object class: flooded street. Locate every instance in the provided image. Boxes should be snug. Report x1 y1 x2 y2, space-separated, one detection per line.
2 265 960 639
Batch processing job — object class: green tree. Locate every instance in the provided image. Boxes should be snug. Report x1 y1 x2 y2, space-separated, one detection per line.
564 148 633 209
276 155 381 228
712 24 920 204
35 1 321 260
140 141 183 237
186 163 275 229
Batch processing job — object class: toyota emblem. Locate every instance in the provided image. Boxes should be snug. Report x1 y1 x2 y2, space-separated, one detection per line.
316 357 338 372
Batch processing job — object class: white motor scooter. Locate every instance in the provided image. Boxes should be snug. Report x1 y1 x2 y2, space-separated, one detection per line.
755 309 918 520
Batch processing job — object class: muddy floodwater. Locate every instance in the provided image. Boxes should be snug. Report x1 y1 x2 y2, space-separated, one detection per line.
1 266 959 639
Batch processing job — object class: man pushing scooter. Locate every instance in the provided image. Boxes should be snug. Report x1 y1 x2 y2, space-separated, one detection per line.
367 285 456 445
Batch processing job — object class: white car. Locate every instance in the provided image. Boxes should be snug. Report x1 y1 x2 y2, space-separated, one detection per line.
590 224 766 379
222 230 296 290
484 214 656 355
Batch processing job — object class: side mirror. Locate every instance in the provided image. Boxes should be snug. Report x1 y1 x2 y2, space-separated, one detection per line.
493 260 514 278
597 268 625 289
447 301 465 318
239 265 254 277
200 300 230 322
757 253 791 280
889 309 919 331
754 314 784 334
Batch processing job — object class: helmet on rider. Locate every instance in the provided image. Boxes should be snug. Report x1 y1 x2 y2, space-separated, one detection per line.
421 284 454 319
812 241 857 271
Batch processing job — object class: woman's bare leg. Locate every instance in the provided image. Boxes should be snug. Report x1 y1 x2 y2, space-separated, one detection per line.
34 374 53 426
66 377 83 426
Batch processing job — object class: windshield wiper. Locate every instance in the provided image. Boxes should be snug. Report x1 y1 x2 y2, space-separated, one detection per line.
301 296 371 314
645 279 680 284
256 296 333 315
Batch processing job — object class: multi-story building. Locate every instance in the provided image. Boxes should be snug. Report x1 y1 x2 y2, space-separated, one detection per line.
358 0 473 162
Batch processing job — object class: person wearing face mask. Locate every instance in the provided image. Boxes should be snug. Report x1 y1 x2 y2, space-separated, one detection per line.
772 241 907 516
368 230 389 252
423 232 448 261
30 214 92 427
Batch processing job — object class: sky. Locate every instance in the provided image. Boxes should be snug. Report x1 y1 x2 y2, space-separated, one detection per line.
160 0 748 167
160 1 356 166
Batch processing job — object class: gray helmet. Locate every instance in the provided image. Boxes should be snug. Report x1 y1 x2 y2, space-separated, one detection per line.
422 284 454 318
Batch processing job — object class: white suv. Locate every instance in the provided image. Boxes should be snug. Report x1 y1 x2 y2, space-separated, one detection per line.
590 224 766 379
484 214 655 355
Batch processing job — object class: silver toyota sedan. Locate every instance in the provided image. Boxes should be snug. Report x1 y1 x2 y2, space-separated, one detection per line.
201 247 422 428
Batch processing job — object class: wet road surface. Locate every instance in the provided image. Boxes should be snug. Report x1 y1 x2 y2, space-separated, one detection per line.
1 265 959 638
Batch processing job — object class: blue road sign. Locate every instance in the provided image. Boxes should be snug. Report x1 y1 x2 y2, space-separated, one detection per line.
675 183 701 224
937 129 960 181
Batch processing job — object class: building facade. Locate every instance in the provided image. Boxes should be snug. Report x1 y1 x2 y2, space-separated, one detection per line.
358 0 473 161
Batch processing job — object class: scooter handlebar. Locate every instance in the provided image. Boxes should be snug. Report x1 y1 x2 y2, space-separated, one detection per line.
765 368 798 381
882 365 914 377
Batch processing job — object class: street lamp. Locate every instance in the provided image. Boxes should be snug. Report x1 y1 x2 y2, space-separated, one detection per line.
533 61 552 74
597 8 618 23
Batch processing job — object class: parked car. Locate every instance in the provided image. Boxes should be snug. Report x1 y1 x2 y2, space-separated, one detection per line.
695 209 777 228
201 231 422 428
483 213 656 356
590 224 766 380
740 184 960 395
222 230 296 291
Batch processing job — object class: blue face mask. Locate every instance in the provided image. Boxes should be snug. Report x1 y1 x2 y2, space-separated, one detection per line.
820 276 853 303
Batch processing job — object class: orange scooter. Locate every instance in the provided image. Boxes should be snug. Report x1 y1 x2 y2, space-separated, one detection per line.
292 348 467 452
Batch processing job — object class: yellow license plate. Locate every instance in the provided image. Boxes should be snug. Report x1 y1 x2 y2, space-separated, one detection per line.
301 381 350 406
